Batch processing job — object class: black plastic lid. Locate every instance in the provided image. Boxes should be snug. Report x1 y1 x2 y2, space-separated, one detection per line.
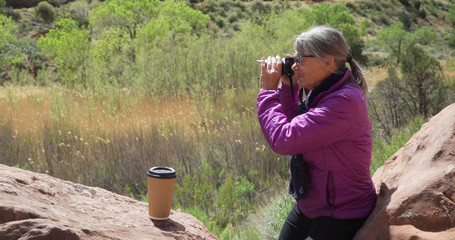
147 166 176 179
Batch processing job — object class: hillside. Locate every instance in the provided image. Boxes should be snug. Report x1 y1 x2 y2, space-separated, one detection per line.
3 0 455 49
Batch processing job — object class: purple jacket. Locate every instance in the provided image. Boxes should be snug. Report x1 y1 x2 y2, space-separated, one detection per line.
257 70 376 219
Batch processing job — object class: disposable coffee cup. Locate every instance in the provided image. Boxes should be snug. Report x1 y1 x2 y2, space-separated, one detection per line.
147 166 177 220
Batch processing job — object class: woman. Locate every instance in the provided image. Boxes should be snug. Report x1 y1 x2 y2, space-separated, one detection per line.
257 26 376 240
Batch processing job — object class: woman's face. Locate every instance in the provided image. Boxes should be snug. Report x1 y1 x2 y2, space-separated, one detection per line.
291 49 335 90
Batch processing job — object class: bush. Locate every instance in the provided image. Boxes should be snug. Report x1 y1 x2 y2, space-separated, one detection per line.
399 0 411 7
3 7 21 22
398 12 413 30
449 35 455 48
251 0 271 15
35 1 56 23
69 1 90 26
419 8 427 19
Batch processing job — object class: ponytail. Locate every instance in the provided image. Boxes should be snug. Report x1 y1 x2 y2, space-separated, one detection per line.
347 54 368 96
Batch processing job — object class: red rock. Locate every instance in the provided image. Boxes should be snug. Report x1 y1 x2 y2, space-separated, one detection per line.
355 103 455 240
0 164 217 240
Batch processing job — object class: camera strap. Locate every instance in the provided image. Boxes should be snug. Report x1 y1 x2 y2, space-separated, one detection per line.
288 75 299 105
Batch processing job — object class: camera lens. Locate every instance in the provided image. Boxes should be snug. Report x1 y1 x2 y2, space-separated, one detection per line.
282 57 295 76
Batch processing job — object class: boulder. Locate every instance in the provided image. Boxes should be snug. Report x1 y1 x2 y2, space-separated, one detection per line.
355 103 455 240
0 164 217 240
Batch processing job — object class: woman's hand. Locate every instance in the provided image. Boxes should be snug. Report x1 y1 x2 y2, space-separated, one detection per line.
259 55 282 91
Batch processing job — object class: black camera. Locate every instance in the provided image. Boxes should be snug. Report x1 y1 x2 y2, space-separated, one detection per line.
261 57 295 76
282 57 296 76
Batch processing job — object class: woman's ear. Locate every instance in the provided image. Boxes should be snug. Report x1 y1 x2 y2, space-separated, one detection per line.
324 56 335 66
324 56 336 70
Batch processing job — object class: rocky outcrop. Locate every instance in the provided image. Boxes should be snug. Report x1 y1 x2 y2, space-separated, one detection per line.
355 103 455 240
0 164 217 240
5 0 74 8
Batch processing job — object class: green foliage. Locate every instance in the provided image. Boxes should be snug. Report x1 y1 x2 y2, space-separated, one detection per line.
368 44 446 142
68 0 92 26
136 1 209 48
90 0 159 39
3 8 21 22
371 118 424 174
266 3 368 63
306 3 368 59
0 0 5 11
401 45 447 117
0 15 22 72
35 1 56 23
368 68 407 140
449 5 455 26
133 31 262 95
376 22 436 65
15 38 47 76
257 192 294 240
197 0 279 34
87 27 130 89
0 15 16 52
37 18 90 86
449 35 455 48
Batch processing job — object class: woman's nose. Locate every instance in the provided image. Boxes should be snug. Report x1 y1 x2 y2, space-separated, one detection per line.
291 63 299 71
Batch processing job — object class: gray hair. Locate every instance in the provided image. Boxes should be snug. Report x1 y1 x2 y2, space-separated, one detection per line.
293 26 368 95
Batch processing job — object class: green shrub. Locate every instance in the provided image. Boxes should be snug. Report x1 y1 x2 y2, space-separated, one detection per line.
251 0 271 15
419 7 427 19
3 7 21 22
69 0 90 26
399 0 411 6
398 12 413 30
371 118 424 174
227 11 239 23
37 18 91 86
36 1 56 23
214 15 226 28
259 192 294 239
449 35 455 48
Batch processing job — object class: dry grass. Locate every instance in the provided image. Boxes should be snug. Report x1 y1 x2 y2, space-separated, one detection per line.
365 66 389 88
0 65 395 136
0 85 201 136
0 85 286 234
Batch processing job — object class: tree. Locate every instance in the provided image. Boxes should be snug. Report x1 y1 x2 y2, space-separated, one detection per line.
303 3 370 62
37 19 91 86
0 0 5 11
400 45 446 118
268 3 369 63
136 1 209 48
376 22 436 65
369 37 447 140
368 68 408 140
89 0 159 39
0 15 22 74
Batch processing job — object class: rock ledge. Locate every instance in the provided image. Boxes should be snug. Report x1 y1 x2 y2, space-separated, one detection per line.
355 103 455 240
0 164 217 240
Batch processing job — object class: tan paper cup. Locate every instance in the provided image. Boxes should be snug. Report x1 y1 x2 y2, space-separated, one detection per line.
147 166 176 220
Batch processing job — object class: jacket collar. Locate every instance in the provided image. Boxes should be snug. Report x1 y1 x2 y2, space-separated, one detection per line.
307 69 351 109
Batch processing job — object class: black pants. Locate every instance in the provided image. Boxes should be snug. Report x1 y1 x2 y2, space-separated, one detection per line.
278 204 367 240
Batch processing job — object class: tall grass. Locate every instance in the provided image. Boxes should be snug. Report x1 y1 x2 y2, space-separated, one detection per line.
0 83 428 239
0 85 289 237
